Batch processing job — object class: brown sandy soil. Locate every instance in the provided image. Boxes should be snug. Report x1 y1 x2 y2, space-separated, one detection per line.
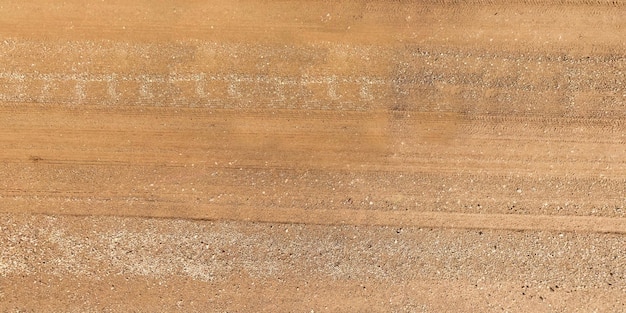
2 0 626 311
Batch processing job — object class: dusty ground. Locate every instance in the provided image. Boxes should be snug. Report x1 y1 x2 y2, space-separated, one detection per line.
2 0 626 311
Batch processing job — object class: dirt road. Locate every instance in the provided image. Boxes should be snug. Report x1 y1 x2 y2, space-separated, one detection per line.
2 0 626 311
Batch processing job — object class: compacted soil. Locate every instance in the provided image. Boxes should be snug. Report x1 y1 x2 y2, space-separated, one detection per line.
2 0 626 311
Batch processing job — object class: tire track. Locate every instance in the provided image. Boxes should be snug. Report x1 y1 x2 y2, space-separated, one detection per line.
15 207 626 234
168 208 626 234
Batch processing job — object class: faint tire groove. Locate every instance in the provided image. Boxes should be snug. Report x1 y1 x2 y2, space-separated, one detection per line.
11 207 626 234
